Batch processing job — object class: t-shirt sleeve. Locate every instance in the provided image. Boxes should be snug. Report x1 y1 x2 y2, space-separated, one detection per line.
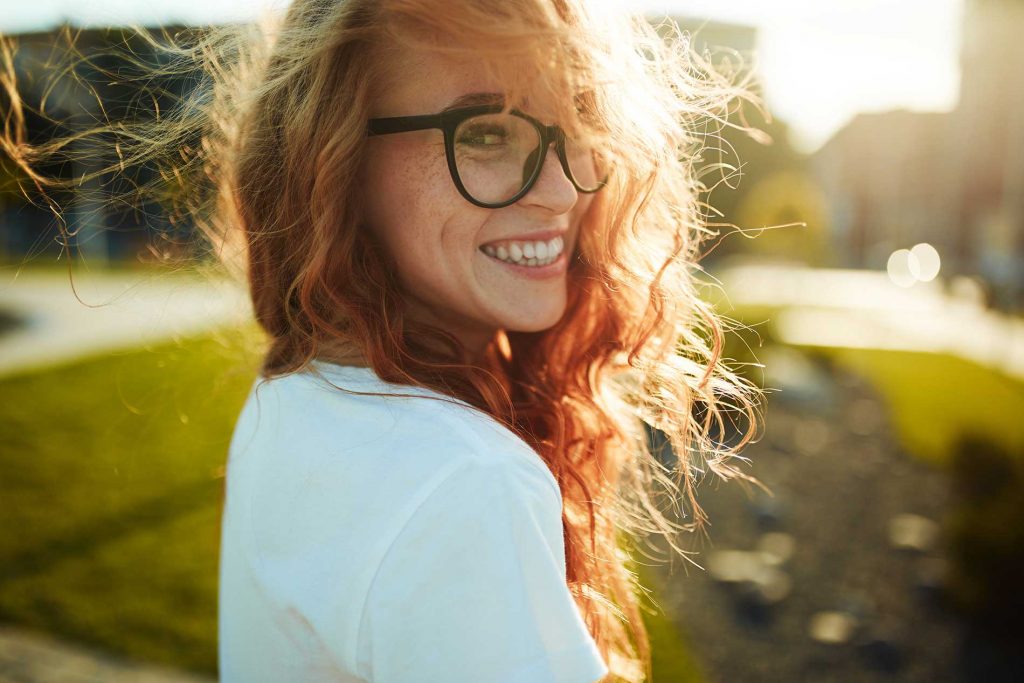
355 457 609 683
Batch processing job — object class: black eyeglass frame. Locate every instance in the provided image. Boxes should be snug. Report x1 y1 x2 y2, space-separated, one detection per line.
366 103 608 209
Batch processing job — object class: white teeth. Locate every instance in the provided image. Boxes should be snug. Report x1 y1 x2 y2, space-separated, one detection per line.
479 235 567 267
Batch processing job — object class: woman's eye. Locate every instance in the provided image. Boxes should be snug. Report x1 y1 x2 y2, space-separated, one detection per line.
458 126 510 147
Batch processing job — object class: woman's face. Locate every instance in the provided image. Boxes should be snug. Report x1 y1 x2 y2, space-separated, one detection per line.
359 45 596 354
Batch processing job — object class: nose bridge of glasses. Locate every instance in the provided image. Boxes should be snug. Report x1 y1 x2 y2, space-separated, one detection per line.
546 126 573 176
523 129 576 197
519 128 545 176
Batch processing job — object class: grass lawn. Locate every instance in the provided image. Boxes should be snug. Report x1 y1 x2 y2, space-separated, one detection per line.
722 303 1024 466
0 328 260 674
813 345 1024 466
0 328 703 680
634 561 707 683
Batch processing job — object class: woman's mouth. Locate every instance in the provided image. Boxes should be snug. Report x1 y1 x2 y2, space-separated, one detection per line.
479 235 565 267
478 235 568 279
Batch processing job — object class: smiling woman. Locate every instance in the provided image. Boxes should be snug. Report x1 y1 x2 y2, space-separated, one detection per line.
1 1 767 681
359 68 602 346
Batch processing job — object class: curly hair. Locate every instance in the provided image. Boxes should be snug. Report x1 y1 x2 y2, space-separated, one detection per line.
1 1 769 679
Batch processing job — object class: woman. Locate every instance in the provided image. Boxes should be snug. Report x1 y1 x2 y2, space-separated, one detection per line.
2 0 766 680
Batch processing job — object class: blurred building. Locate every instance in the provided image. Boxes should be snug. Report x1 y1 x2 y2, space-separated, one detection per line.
813 0 1024 311
1 15 757 266
0 27 195 264
654 16 758 100
659 16 758 60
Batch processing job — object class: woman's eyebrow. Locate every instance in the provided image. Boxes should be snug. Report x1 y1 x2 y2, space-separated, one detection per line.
441 91 505 111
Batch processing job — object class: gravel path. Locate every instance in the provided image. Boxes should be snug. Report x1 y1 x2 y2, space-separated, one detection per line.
645 345 1021 682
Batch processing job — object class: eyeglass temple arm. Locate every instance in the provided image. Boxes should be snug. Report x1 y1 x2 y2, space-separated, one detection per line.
366 113 444 136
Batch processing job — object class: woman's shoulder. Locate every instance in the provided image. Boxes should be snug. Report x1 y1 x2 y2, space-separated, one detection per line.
221 363 564 613
227 361 559 502
219 366 582 683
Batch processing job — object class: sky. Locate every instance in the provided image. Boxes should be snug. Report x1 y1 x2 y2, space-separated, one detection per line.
647 0 965 152
2 0 966 152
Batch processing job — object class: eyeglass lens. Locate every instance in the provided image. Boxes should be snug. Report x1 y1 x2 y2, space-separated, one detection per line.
453 113 604 205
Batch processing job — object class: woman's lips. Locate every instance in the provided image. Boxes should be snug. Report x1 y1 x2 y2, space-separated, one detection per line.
478 246 568 280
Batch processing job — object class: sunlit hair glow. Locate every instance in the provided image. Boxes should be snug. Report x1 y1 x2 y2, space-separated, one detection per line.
1 1 771 679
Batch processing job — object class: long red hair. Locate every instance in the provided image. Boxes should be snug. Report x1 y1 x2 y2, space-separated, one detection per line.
2 1 769 679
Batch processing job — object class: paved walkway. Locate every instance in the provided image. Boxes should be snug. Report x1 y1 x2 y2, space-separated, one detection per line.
0 268 252 379
0 627 213 683
5 264 1020 381
719 263 1024 381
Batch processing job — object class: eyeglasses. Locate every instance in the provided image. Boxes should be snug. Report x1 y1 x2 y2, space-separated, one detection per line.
366 103 608 209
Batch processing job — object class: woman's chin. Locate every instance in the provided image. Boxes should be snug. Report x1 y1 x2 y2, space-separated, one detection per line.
496 304 567 334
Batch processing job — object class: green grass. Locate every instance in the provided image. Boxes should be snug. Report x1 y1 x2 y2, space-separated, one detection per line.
813 346 1024 466
0 329 260 674
721 301 1024 467
0 328 704 680
635 562 706 683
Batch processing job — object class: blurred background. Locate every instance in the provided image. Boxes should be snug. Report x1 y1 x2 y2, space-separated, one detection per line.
1 0 1022 681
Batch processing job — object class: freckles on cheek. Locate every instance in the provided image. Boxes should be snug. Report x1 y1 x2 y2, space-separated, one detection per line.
377 146 459 282
371 147 430 235
404 149 459 239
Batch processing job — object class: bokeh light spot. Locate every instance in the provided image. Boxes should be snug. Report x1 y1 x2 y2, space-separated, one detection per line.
910 242 941 282
887 249 917 288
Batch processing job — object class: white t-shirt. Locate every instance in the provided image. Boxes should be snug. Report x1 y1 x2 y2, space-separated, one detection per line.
218 360 610 683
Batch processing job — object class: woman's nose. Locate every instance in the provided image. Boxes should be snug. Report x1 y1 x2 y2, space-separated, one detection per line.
519 140 579 212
